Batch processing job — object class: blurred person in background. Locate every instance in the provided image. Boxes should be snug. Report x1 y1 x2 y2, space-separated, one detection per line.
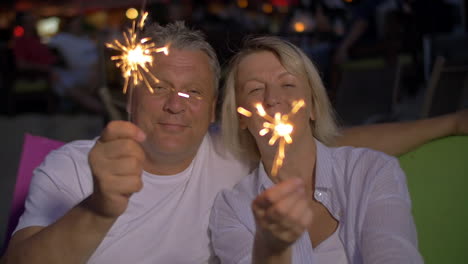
48 16 104 114
12 12 56 92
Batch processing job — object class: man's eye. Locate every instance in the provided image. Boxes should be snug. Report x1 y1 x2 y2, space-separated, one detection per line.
188 89 202 95
153 86 169 93
283 83 295 88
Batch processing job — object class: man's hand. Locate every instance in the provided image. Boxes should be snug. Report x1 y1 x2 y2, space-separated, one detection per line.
87 121 146 219
454 109 468 135
252 177 313 254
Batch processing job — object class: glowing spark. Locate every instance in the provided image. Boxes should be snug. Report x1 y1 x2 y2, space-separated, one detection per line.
106 11 169 94
237 99 305 177
237 107 253 117
177 92 190 98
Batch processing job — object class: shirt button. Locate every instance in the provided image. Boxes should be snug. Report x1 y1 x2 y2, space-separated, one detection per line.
316 191 323 201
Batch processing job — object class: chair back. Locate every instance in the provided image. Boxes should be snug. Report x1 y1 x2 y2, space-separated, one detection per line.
399 136 468 263
3 134 64 250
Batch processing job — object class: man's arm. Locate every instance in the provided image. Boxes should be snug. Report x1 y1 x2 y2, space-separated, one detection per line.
1 121 146 264
2 199 115 263
334 110 468 156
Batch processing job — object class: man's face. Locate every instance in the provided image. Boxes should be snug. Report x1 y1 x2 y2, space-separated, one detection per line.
131 49 217 163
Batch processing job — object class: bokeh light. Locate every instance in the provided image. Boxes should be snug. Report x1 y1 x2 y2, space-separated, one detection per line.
126 8 139 20
294 22 305 32
13 26 24 37
262 3 273 14
237 0 248 9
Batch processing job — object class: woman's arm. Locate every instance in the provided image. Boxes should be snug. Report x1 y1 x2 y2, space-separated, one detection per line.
251 178 312 264
335 110 468 156
209 178 311 264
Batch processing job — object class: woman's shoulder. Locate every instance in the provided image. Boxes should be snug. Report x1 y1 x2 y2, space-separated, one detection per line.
330 144 398 169
324 144 402 189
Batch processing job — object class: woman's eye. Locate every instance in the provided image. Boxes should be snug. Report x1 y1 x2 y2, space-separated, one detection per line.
248 87 262 94
283 83 295 88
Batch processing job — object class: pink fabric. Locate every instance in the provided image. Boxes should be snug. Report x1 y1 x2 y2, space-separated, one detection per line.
5 134 64 243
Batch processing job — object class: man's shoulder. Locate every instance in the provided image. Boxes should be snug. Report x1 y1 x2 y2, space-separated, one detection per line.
201 133 251 187
218 168 259 205
38 139 96 172
50 139 96 159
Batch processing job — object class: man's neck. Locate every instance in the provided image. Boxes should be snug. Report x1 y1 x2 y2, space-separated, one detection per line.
143 152 196 175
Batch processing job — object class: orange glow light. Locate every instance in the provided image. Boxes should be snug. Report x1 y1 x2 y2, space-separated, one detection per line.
294 22 305 33
262 3 273 14
237 0 248 8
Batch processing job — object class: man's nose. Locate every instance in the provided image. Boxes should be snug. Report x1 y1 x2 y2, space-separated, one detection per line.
163 90 187 114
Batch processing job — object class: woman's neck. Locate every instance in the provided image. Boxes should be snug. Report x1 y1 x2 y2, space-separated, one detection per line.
260 132 317 191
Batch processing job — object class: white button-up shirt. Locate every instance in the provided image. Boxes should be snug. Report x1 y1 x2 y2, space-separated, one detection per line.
209 140 423 264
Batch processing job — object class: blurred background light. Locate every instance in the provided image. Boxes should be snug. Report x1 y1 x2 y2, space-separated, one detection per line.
126 8 139 20
262 3 273 14
237 0 248 9
36 16 60 38
294 22 305 32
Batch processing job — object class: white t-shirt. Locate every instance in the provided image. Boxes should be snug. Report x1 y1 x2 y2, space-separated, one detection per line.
15 133 249 263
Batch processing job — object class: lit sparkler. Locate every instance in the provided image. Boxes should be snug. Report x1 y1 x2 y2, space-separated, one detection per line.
106 11 169 94
237 99 305 177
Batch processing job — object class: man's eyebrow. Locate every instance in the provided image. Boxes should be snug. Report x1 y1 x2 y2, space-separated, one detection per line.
151 78 171 86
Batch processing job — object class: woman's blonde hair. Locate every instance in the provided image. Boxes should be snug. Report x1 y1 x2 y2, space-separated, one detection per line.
221 36 340 162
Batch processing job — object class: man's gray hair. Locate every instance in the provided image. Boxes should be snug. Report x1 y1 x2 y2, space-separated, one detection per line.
144 21 220 92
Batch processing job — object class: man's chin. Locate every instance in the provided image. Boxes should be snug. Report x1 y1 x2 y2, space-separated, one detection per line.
146 136 190 153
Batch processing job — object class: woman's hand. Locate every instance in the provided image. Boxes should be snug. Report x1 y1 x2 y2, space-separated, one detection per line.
252 177 313 254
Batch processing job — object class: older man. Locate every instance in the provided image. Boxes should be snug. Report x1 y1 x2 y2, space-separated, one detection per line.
2 21 466 264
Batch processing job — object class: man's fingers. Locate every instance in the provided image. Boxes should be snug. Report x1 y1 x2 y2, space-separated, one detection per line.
105 156 144 177
109 176 144 195
99 121 146 143
98 139 145 161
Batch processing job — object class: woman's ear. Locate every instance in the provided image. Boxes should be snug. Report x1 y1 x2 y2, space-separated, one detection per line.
309 108 315 121
239 116 248 129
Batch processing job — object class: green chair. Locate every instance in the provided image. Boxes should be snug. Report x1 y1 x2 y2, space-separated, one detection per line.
399 136 468 264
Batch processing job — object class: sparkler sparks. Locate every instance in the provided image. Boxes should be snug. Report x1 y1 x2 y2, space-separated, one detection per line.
237 99 305 177
106 12 169 94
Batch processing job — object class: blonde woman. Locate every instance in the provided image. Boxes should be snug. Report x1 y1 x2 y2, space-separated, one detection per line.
209 36 424 264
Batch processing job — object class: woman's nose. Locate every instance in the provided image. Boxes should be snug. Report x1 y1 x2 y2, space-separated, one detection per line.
264 86 281 108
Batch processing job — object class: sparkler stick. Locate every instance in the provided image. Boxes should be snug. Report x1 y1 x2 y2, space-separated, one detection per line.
237 99 305 178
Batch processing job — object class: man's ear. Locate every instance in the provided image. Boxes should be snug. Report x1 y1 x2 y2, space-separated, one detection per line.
210 96 217 123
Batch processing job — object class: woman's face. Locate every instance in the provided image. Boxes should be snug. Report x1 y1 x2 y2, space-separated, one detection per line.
235 51 314 151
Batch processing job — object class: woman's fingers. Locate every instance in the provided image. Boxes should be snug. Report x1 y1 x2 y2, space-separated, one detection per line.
252 177 314 245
